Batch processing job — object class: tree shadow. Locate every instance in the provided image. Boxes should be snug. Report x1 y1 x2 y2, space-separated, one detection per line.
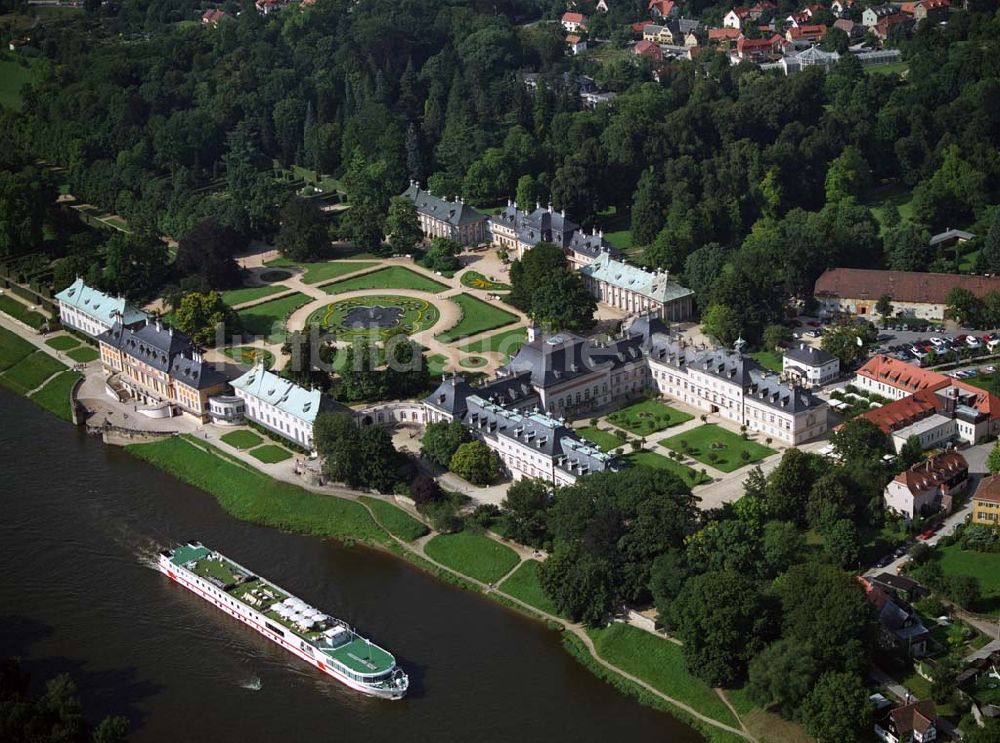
0 614 163 733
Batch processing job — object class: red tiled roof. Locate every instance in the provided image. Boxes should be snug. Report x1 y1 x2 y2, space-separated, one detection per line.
632 20 654 32
789 24 827 38
857 390 938 434
894 451 968 493
857 355 950 394
709 27 741 40
566 34 582 44
815 268 1000 306
649 0 675 15
634 39 664 58
973 474 1000 505
562 11 586 23
890 700 937 737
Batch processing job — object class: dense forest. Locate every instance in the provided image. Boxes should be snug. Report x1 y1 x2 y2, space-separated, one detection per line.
4 0 1000 340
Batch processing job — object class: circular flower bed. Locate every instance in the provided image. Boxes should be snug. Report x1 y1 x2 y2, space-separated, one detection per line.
306 295 441 342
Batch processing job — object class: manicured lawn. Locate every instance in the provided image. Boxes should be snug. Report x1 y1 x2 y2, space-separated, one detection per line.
322 265 447 294
424 531 520 584
660 424 776 473
222 346 275 368
220 284 287 307
866 61 909 76
460 270 511 292
0 58 32 111
458 326 527 357
934 543 1000 613
359 496 429 542
248 444 292 464
751 350 782 372
577 425 624 452
606 398 693 437
588 624 740 729
237 292 312 343
435 294 519 343
627 450 712 486
1 351 67 394
426 353 450 376
266 258 377 285
28 370 82 421
0 295 46 329
220 429 264 450
499 560 561 617
67 346 99 363
126 437 388 543
308 295 439 341
45 335 79 351
0 326 35 370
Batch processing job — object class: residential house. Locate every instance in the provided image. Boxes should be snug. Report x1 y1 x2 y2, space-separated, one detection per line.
724 6 752 28
643 23 672 42
634 39 664 59
97 317 228 421
970 474 1000 526
55 278 148 338
648 0 677 18
579 252 694 321
400 182 488 246
833 17 863 37
814 267 1000 321
785 4 823 27
883 451 968 521
786 24 827 43
831 0 856 17
864 581 931 657
735 33 784 61
201 8 230 24
708 27 742 44
596 0 609 12
900 0 949 22
876 12 914 40
566 34 587 54
875 700 938 743
782 344 839 387
863 3 900 26
561 11 587 32
229 364 337 450
869 573 929 605
928 228 975 251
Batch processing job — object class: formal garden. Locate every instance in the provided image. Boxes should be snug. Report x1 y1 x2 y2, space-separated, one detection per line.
321 265 447 295
220 284 287 307
460 270 510 292
44 333 99 362
626 450 712 486
265 257 377 285
458 326 527 358
606 398 693 437
434 293 519 343
222 346 276 368
237 292 313 343
307 295 440 341
660 424 776 473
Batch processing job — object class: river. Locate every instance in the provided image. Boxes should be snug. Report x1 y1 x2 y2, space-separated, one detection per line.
0 388 701 742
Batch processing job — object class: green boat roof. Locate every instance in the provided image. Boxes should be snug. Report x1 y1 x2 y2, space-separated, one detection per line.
322 635 395 675
170 543 210 566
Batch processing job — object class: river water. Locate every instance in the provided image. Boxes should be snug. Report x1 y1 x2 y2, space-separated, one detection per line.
0 388 700 742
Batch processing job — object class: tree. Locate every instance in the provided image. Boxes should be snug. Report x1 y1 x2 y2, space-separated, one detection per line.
798 671 871 743
421 420 470 468
965 719 1000 743
175 218 244 289
822 519 861 570
0 167 54 259
702 304 742 347
831 417 889 464
410 473 443 505
746 639 818 717
899 434 923 469
530 269 596 332
418 237 461 273
671 570 777 686
501 478 551 546
765 448 826 525
172 291 240 346
763 323 792 351
947 574 981 609
277 197 327 262
516 174 545 212
631 168 666 246
282 329 335 389
821 320 878 368
761 520 806 577
884 222 931 272
313 413 400 492
683 244 728 310
978 210 1000 274
988 441 1000 474
825 146 871 203
946 286 982 326
449 441 500 486
820 25 850 53
875 294 894 324
385 196 423 254
101 233 170 301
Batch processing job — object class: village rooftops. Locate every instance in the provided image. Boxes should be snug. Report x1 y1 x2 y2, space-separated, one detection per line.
972 474 1000 504
55 278 148 327
579 253 694 305
230 364 329 424
401 182 485 227
894 450 968 493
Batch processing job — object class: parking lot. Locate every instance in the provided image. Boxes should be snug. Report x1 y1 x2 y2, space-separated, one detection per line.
876 326 1000 366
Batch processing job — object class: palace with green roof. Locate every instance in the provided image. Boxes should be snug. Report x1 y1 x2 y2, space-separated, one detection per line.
55 278 148 337
579 252 694 321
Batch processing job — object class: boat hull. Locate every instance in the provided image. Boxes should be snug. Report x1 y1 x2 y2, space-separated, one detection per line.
157 556 406 700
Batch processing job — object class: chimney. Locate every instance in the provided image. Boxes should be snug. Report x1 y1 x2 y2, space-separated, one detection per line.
155 317 162 332
548 202 553 213
536 200 541 210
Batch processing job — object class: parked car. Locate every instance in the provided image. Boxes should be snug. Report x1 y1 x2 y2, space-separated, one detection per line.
918 528 935 541
930 337 947 348
967 336 982 348
986 365 997 373
875 555 893 568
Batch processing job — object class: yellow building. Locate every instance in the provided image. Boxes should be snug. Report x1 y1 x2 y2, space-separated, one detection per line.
971 475 1000 526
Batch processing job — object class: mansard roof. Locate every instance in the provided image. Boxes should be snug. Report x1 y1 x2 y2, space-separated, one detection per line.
401 183 486 227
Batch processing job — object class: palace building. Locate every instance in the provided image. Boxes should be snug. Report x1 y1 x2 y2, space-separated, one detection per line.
97 317 228 421
55 278 148 338
230 364 338 450
424 317 828 484
399 182 488 246
579 252 694 321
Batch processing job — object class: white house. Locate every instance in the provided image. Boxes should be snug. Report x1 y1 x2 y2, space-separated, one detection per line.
883 451 967 521
782 344 839 387
55 278 148 338
229 364 331 450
